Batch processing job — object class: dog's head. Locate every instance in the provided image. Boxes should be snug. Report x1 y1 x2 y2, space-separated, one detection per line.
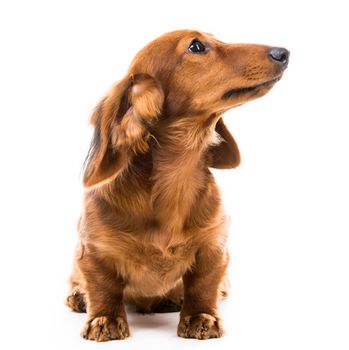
83 30 289 188
130 30 289 116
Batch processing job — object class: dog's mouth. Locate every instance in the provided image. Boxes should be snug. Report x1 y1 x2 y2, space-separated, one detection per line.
222 77 280 99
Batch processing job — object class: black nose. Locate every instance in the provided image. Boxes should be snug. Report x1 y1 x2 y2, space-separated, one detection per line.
269 47 289 67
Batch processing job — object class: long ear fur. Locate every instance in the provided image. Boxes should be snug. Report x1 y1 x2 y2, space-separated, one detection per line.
83 74 164 188
207 118 241 169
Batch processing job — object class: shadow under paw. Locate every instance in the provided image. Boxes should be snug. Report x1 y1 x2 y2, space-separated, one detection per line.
153 299 181 313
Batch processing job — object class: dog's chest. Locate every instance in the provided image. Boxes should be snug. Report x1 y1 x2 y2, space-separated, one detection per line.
122 238 195 297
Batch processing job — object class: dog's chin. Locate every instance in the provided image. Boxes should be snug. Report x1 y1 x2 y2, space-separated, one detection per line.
222 77 281 100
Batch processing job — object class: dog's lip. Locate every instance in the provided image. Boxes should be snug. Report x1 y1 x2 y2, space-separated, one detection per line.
222 77 281 99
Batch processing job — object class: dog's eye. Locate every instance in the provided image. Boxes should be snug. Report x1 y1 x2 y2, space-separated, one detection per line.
188 40 207 54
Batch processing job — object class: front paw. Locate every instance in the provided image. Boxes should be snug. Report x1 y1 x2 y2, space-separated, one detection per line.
81 316 130 341
177 313 224 340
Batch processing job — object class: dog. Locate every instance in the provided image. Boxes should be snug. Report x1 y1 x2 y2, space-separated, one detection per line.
66 29 289 341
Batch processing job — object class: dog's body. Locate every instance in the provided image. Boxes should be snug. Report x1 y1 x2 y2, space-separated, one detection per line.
66 30 288 341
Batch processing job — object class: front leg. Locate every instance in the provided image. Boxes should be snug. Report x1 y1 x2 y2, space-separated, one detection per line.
78 254 130 342
177 246 227 340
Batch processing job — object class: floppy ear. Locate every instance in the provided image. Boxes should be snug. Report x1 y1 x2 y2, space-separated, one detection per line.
207 118 241 169
83 73 164 188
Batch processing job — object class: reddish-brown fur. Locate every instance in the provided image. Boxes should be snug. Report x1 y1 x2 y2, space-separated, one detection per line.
66 30 288 341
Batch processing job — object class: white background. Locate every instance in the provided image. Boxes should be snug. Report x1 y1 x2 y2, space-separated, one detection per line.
1 0 348 349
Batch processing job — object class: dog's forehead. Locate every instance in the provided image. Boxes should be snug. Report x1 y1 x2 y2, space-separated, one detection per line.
180 30 215 41
159 29 216 43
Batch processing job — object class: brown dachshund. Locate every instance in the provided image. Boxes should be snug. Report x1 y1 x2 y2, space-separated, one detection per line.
66 29 289 341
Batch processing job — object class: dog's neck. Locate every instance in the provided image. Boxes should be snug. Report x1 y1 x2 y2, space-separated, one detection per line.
150 115 220 235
